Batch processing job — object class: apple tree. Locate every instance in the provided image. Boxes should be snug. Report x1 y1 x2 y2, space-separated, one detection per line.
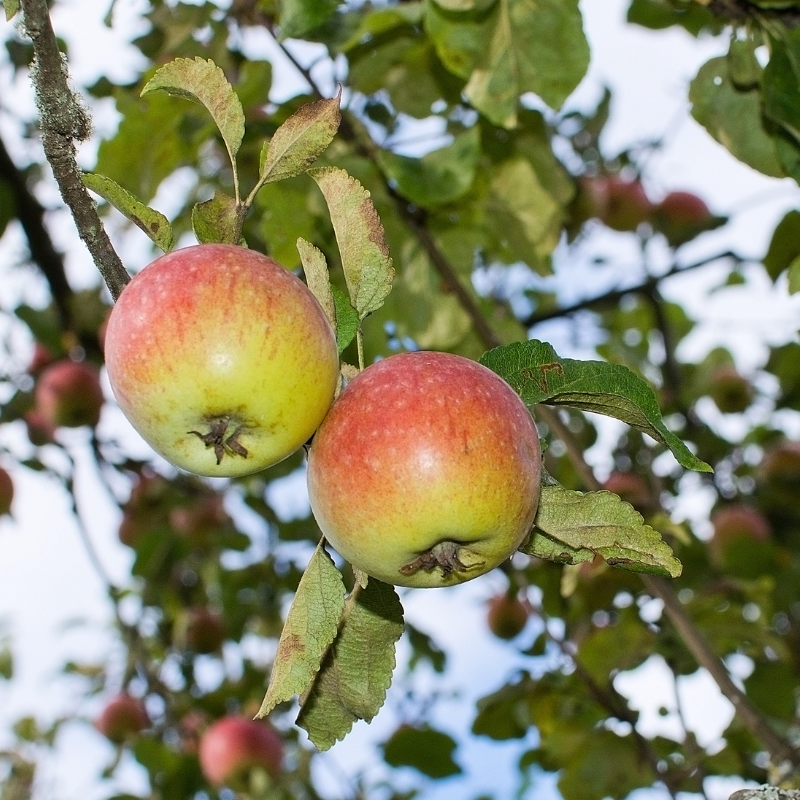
1 0 800 798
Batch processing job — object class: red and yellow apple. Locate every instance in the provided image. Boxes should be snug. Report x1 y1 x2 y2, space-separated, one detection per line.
199 716 283 788
307 351 542 588
35 359 104 428
487 593 529 640
599 176 653 232
104 244 339 477
95 694 149 744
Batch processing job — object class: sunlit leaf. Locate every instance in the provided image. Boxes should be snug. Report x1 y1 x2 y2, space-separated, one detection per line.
3 0 20 22
522 485 683 578
82 173 175 252
310 167 394 319
278 0 338 39
258 544 346 717
480 339 711 472
141 57 245 169
191 192 241 245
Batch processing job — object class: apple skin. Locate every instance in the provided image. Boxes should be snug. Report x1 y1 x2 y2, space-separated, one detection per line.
35 359 104 428
657 190 710 226
104 244 339 478
95 694 149 744
709 504 772 575
307 352 542 589
487 593 529 640
599 176 652 232
199 716 283 788
0 467 13 517
177 607 226 654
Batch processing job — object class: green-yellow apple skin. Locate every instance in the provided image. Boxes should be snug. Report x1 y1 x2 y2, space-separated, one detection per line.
307 351 542 588
105 244 339 477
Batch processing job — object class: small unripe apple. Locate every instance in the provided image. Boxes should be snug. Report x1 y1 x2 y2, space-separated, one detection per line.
602 471 652 515
104 244 339 477
307 352 542 588
0 467 13 517
709 504 772 575
35 359 104 428
95 694 149 744
176 607 226 654
199 716 283 788
707 366 753 414
599 176 652 232
487 593 529 640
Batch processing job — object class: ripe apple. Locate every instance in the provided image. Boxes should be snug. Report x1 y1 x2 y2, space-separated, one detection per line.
602 471 652 515
707 366 754 414
658 190 710 226
599 176 653 232
0 467 13 517
709 504 772 576
176 607 226 654
199 716 283 788
35 359 104 428
104 244 339 478
95 694 149 744
487 593 529 640
306 351 542 589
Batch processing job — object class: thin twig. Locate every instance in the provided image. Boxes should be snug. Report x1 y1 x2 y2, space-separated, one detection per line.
20 0 130 301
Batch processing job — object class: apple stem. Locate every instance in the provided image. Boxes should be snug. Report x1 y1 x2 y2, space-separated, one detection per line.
399 541 486 578
188 417 249 465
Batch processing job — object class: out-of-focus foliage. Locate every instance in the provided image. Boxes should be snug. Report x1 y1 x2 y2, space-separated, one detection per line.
1 0 800 798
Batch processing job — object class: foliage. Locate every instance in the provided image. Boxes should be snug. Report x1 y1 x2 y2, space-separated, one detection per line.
1 0 800 798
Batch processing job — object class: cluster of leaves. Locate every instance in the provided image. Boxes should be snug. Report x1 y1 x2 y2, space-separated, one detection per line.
1 0 800 798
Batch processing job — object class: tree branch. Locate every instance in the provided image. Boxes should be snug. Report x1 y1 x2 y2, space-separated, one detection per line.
20 0 130 301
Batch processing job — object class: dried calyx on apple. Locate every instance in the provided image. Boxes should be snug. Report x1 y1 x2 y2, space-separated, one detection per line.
307 351 543 589
104 244 340 478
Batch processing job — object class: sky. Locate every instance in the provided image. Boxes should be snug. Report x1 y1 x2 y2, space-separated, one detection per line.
1 0 800 798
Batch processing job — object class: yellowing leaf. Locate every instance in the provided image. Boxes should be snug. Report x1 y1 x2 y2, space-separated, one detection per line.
258 544 346 718
297 579 404 750
522 485 683 578
310 167 394 319
191 192 241 245
141 57 245 170
260 95 341 184
82 173 174 252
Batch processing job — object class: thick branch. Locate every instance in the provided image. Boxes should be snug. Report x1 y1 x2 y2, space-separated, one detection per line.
0 133 74 330
20 0 130 301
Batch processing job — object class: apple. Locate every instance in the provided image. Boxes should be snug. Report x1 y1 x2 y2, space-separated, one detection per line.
487 593 529 640
757 440 800 521
23 409 56 446
599 176 652 232
104 244 339 478
199 716 283 788
707 366 753 414
0 467 13 517
35 359 104 428
654 191 717 246
169 493 229 540
95 694 149 744
709 504 772 575
176 607 226 654
27 342 55 376
306 351 542 589
602 471 652 515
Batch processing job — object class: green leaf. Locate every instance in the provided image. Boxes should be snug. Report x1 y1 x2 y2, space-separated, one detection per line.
383 725 462 778
297 579 404 750
141 57 245 171
0 645 12 680
82 173 175 252
297 237 336 328
260 95 341 185
762 33 800 146
376 127 481 208
763 209 800 280
310 167 395 320
789 255 800 294
472 672 535 739
3 0 20 21
191 192 241 245
257 543 346 717
689 56 784 178
626 0 717 37
429 0 590 127
331 285 359 354
480 339 711 472
523 485 682 577
278 0 339 39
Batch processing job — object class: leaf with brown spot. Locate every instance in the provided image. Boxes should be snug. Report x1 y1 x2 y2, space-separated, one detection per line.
257 542 345 718
310 167 394 320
